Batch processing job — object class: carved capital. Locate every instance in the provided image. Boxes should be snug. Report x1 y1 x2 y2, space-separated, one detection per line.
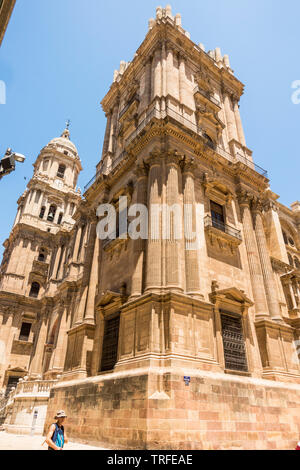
182 157 197 174
251 198 264 214
263 199 278 213
237 190 254 207
165 150 185 167
134 163 148 180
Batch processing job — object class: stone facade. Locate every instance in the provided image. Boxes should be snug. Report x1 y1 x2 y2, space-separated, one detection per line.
0 0 16 46
1 5 300 449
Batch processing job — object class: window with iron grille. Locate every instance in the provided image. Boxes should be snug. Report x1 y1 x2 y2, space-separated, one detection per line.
220 312 248 372
100 314 120 372
210 201 225 232
29 282 40 298
57 164 66 179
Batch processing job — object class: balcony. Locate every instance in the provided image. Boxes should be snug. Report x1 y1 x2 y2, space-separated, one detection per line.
204 215 242 250
84 103 268 193
193 85 221 109
119 94 140 121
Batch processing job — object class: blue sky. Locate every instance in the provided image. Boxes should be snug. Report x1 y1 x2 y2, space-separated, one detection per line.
0 0 299 258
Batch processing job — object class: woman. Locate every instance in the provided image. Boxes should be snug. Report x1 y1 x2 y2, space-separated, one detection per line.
46 410 69 451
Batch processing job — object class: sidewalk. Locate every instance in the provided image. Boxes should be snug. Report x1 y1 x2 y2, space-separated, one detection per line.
0 431 106 450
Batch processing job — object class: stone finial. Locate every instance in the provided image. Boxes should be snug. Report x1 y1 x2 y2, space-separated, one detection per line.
119 61 126 74
223 54 231 68
198 43 205 51
148 18 155 30
215 47 222 63
185 31 191 39
156 6 163 19
113 70 118 82
166 4 172 17
175 13 182 26
291 201 300 212
208 50 215 60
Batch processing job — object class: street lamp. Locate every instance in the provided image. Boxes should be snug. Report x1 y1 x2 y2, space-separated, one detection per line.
0 148 26 180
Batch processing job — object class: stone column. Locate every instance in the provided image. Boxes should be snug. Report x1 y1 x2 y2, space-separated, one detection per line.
223 89 238 142
178 53 186 105
79 223 89 263
29 312 48 377
166 44 174 98
238 191 269 319
264 200 289 264
233 98 246 146
57 246 66 280
161 41 167 111
7 240 23 274
252 200 282 321
102 112 112 157
145 155 162 293
108 103 119 154
74 286 88 325
84 222 100 324
72 225 82 262
131 165 148 298
164 153 184 292
152 47 162 100
51 299 71 372
183 159 202 297
141 59 152 111
51 245 61 280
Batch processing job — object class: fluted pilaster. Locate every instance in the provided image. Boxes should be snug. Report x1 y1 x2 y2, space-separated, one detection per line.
145 155 162 292
238 191 269 319
252 201 282 321
164 153 184 292
131 165 148 298
183 159 202 297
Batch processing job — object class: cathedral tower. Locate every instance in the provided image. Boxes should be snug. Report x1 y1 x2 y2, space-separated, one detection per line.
1 5 300 449
0 128 81 393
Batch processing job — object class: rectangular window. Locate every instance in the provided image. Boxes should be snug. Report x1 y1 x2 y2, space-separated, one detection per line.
100 314 120 372
19 322 32 342
5 377 21 397
210 201 225 231
220 312 248 372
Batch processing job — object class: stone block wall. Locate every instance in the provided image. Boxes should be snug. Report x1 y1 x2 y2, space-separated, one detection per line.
44 370 300 450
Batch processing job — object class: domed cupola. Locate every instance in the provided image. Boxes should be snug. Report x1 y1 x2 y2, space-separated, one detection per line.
47 127 80 161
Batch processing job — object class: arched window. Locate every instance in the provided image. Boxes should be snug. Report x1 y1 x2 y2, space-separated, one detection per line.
282 231 288 245
288 253 294 267
57 164 66 179
57 213 63 225
38 248 46 262
47 205 57 222
29 282 40 298
35 190 41 204
289 237 295 247
294 257 300 269
42 159 49 172
204 133 216 150
69 203 75 216
39 206 46 219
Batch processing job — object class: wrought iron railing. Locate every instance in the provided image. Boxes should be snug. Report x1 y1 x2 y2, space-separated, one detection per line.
84 103 268 192
204 215 242 241
193 85 221 107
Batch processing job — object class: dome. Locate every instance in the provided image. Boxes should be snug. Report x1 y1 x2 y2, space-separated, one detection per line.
47 128 79 158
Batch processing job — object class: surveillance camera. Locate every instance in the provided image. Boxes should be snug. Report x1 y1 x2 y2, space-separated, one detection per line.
13 153 26 163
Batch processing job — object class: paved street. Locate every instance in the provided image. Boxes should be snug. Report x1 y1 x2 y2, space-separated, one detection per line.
0 431 106 450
